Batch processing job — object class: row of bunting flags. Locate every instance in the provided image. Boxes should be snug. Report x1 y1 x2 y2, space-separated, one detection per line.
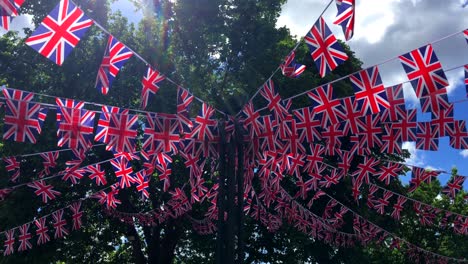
1 0 468 262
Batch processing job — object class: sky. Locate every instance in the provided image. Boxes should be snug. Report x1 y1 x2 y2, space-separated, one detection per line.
3 0 468 188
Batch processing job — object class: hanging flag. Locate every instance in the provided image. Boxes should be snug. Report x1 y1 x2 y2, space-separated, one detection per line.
25 0 93 65
409 167 442 192
17 223 32 252
153 115 181 154
241 101 263 138
69 201 83 230
95 35 134 95
92 184 121 209
464 29 468 44
307 84 344 127
416 122 438 151
52 209 68 239
321 123 343 156
352 156 380 185
280 51 306 78
104 111 139 153
350 66 389 115
27 180 61 203
420 88 450 115
190 103 217 141
3 156 20 182
260 79 289 121
338 97 363 135
304 17 348 77
381 123 402 154
56 98 96 151
391 196 407 220
430 104 454 138
177 87 194 131
3 229 15 256
374 191 392 215
38 151 59 178
356 114 382 151
134 170 150 199
140 67 165 109
95 106 127 143
110 156 135 189
377 162 403 185
380 84 406 122
293 107 321 144
392 109 417 142
399 44 449 98
333 0 355 41
447 120 468 149
0 188 12 201
34 217 50 245
442 175 466 199
80 164 107 186
2 88 48 143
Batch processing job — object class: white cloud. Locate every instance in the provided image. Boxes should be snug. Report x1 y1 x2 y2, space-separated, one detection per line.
460 149 468 158
402 141 425 167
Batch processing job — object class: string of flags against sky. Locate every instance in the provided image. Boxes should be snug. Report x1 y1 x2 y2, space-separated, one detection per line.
1 0 468 262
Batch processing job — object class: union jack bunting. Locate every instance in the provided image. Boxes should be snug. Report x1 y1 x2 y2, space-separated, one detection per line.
353 156 380 185
336 149 353 176
34 217 50 245
399 44 449 98
69 201 83 230
319 168 343 189
307 84 344 127
52 209 68 239
420 87 451 115
381 124 402 154
380 84 406 122
3 156 20 182
153 115 181 154
333 0 355 41
242 101 263 138
81 164 107 186
140 66 165 109
25 0 94 65
259 115 282 152
27 180 61 203
447 120 468 149
2 88 48 143
155 154 172 192
3 229 15 256
177 87 194 131
134 170 150 199
409 167 442 192
260 79 289 122
442 175 465 199
392 109 417 142
95 106 128 143
190 103 217 141
391 196 407 220
356 114 382 151
62 161 85 184
110 156 135 189
105 111 139 153
92 184 121 209
18 223 32 252
374 190 392 215
38 151 59 178
280 118 306 154
337 97 363 135
377 162 403 185
293 107 322 143
321 123 343 156
280 51 306 78
465 65 468 96
350 66 389 115
304 17 348 77
430 104 453 138
56 98 95 151
464 29 468 44
416 122 438 151
95 35 134 94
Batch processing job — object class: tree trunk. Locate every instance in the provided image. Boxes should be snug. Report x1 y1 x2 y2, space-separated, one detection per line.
126 225 147 264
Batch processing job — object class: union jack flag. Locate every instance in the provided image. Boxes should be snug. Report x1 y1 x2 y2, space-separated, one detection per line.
134 170 150 199
303 144 325 178
420 87 451 114
34 217 50 245
416 122 438 151
464 29 468 44
110 156 135 189
177 87 194 131
140 66 165 109
62 161 85 184
52 209 68 238
92 184 121 209
259 115 282 152
380 84 406 122
2 88 48 143
81 164 107 186
153 115 181 154
190 103 217 141
357 114 382 151
293 106 322 143
242 101 263 138
3 229 14 256
260 79 289 122
0 14 11 31
377 162 403 185
18 223 32 252
333 0 355 41
95 106 128 143
430 103 453 138
399 44 449 98
27 180 61 203
307 84 344 126
155 153 172 192
374 190 392 215
319 168 343 189
350 66 389 115
3 156 20 182
442 175 466 199
336 149 353 176
25 0 94 65
447 120 468 149
95 35 133 94
0 188 12 201
392 109 417 142
409 167 442 192
38 151 59 178
280 118 306 154
353 156 380 185
381 124 402 154
280 51 306 78
69 201 83 230
321 123 343 156
104 111 139 153
56 98 95 151
391 196 407 220
304 17 348 77
337 96 363 135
